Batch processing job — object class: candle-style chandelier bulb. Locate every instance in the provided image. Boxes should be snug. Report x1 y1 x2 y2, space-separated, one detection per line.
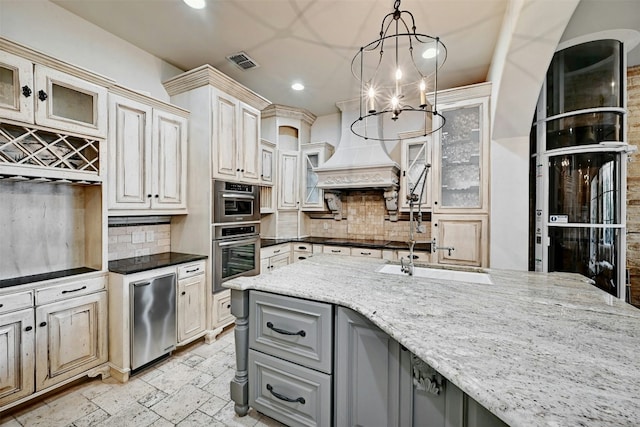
350 0 447 141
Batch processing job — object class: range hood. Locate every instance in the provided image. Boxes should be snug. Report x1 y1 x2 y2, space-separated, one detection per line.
316 99 400 190
315 99 401 220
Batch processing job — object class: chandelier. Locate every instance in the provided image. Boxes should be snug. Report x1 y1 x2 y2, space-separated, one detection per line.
351 0 447 142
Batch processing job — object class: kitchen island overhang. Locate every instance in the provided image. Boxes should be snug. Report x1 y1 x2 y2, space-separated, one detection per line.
224 254 640 426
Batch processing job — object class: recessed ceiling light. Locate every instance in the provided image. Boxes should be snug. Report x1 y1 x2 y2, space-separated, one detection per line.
183 0 206 9
291 83 305 91
422 47 439 59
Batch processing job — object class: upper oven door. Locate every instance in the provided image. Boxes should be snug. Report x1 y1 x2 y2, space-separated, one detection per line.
213 180 260 223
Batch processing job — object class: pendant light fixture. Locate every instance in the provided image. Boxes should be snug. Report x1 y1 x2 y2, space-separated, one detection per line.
351 0 447 141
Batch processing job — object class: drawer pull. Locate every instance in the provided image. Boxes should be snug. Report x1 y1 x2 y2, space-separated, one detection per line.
62 285 87 294
361 252 371 255
411 255 419 259
331 249 340 253
186 268 200 273
273 249 281 254
266 321 306 337
266 384 306 404
298 246 307 250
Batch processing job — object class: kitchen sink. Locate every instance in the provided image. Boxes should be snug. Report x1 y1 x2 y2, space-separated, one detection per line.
377 264 493 285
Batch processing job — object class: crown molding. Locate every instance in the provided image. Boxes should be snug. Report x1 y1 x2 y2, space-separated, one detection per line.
262 104 317 126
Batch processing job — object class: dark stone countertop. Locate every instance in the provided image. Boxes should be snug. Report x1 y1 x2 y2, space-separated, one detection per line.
261 237 430 252
108 252 208 275
0 267 100 289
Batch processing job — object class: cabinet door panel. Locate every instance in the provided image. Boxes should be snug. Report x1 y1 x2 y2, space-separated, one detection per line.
240 105 260 182
0 309 34 407
335 307 403 427
433 215 488 267
34 65 107 138
35 292 107 390
278 151 299 209
0 51 34 123
108 95 152 210
214 93 238 179
152 110 187 209
178 275 206 343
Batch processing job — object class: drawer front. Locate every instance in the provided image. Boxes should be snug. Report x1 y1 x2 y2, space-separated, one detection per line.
215 291 233 325
250 291 332 374
322 245 350 256
293 251 311 263
262 244 290 259
177 261 206 279
292 243 312 253
0 290 34 314
350 248 382 258
249 349 331 427
35 275 107 305
397 250 431 263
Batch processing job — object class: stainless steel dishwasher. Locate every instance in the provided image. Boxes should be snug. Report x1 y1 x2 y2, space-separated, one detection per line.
130 273 177 370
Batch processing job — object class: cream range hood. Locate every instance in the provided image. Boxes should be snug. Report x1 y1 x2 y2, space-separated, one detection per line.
315 99 401 220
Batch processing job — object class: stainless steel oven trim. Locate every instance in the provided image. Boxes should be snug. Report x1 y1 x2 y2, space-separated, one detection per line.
212 235 260 293
213 179 260 224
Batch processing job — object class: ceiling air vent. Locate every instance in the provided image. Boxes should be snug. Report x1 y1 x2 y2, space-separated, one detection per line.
226 51 259 71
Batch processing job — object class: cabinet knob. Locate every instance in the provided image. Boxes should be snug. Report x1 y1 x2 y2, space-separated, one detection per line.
155 194 159 198
22 85 32 98
434 201 438 205
147 194 152 198
236 168 240 172
226 304 231 309
38 90 48 101
241 169 244 172
39 321 47 327
25 326 33 332
181 291 186 296
0 304 3 308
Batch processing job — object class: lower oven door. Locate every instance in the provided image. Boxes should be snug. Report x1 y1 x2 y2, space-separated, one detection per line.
213 236 260 293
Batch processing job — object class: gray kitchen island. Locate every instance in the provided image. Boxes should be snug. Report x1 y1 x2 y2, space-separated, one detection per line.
224 254 640 426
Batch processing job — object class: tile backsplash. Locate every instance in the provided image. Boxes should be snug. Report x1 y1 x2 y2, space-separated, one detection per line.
309 190 430 242
108 224 171 261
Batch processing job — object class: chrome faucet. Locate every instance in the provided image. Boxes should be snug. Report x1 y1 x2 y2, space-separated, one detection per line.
402 162 431 276
431 238 454 256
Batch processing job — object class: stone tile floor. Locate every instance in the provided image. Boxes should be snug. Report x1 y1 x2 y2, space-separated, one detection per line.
0 329 284 427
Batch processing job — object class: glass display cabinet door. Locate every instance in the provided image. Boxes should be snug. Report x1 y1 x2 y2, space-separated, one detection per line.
401 136 432 211
435 101 486 213
0 51 34 123
33 65 107 138
303 151 321 208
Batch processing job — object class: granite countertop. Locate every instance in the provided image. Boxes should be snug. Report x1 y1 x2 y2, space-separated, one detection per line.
0 267 100 289
224 254 640 427
108 252 207 274
261 237 430 251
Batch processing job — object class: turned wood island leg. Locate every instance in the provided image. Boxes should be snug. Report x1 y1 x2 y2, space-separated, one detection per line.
229 289 250 416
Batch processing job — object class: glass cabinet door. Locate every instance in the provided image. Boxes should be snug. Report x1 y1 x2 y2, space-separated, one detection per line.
34 65 107 138
0 51 34 123
400 136 431 211
303 151 321 208
436 102 485 211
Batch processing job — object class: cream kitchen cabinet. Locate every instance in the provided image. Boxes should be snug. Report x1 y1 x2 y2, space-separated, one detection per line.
0 273 109 412
35 290 108 391
400 134 432 212
259 139 276 214
430 83 491 268
107 93 188 215
300 142 334 211
431 214 488 267
0 49 107 138
260 243 291 273
0 291 35 408
277 150 300 210
213 90 260 184
177 261 206 345
212 290 234 336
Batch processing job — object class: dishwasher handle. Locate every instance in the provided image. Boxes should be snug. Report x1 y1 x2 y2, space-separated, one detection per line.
133 281 151 287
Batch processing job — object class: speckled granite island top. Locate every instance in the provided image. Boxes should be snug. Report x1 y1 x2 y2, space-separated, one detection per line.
224 254 640 427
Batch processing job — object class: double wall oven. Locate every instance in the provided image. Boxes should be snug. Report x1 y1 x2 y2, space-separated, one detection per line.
212 180 260 293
